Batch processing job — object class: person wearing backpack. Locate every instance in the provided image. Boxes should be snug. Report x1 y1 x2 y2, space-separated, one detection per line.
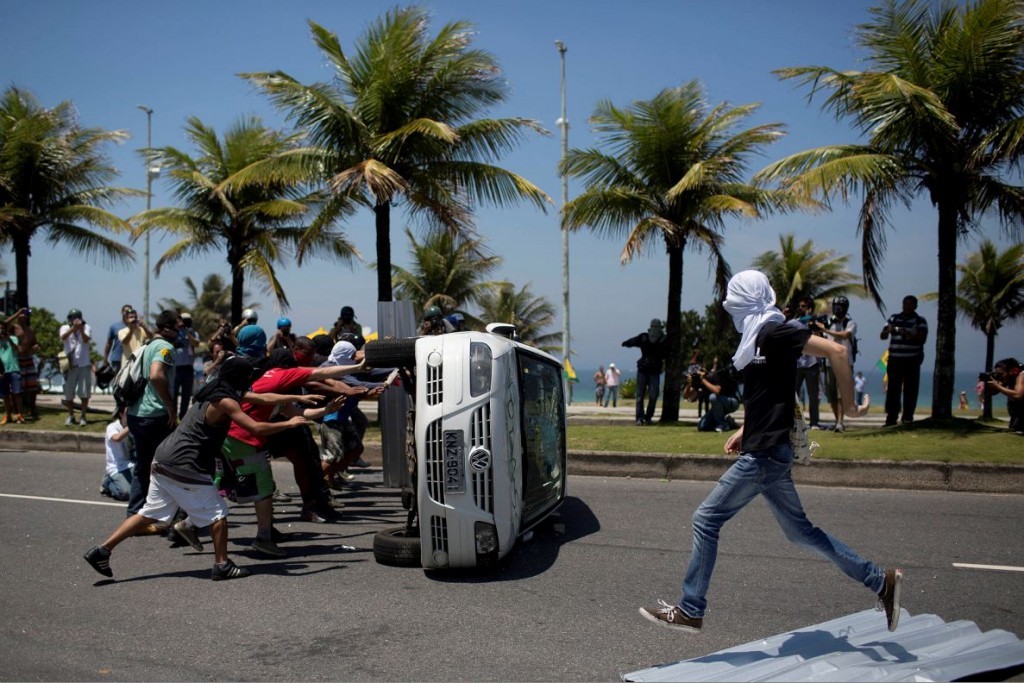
820 296 858 433
125 310 181 519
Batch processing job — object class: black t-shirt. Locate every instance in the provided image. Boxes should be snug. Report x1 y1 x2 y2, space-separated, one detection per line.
740 322 811 453
708 367 739 398
154 400 231 477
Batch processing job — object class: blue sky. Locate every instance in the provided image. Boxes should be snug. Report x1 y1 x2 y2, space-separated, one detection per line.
3 0 1021 382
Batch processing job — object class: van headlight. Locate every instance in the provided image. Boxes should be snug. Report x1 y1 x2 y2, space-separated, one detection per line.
474 522 498 555
469 342 492 397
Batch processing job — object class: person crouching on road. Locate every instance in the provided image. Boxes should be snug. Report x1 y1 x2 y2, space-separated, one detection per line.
83 356 312 581
639 270 903 634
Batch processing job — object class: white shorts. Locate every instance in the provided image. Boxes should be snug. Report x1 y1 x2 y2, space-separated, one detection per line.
139 471 228 528
64 366 92 401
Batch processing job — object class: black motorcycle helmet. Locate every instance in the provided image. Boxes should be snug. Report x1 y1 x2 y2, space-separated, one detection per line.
831 295 849 318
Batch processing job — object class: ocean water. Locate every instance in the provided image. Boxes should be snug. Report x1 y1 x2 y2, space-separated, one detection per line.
570 368 1003 411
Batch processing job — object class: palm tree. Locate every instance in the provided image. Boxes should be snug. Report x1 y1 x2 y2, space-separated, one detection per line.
561 81 795 422
158 273 258 340
391 227 502 321
752 233 866 310
475 282 559 352
134 116 358 324
240 8 550 302
757 0 1024 419
0 86 137 308
932 241 1024 419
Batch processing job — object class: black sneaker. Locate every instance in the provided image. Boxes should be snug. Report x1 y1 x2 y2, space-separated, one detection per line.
639 600 703 633
877 568 903 631
172 520 204 552
211 559 251 581
84 546 113 578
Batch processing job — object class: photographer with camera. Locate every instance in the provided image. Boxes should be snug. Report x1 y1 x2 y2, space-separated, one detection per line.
59 308 93 426
880 295 928 426
695 364 741 432
984 358 1023 434
821 296 858 432
116 307 152 362
792 296 825 429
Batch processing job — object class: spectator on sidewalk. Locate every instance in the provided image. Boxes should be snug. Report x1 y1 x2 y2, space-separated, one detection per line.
101 408 134 501
103 305 133 372
9 309 39 420
60 308 93 427
880 295 928 426
172 312 200 419
603 363 622 408
594 366 606 406
117 307 152 362
0 320 24 424
622 319 668 426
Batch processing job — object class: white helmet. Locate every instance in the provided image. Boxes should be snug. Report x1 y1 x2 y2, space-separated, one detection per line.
242 308 258 323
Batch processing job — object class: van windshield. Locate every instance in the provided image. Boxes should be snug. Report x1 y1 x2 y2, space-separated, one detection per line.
517 351 567 529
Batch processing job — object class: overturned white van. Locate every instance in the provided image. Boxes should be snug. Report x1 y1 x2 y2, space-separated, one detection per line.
365 325 567 569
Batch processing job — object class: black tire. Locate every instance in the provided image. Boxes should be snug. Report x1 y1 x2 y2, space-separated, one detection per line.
373 525 422 567
365 337 417 369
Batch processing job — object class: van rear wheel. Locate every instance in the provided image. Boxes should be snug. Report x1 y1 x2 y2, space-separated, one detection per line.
373 526 421 567
364 338 417 369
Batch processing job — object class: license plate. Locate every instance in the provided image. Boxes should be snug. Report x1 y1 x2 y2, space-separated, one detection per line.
444 429 465 494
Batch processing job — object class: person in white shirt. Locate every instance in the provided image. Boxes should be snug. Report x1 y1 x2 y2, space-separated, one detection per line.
101 409 134 501
603 362 622 408
59 308 93 426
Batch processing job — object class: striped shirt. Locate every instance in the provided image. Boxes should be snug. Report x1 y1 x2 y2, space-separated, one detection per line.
886 312 928 359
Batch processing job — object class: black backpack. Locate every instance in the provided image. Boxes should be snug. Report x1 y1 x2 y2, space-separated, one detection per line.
112 341 152 407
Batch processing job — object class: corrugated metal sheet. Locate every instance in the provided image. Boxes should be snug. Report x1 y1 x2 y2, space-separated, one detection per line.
624 608 1024 682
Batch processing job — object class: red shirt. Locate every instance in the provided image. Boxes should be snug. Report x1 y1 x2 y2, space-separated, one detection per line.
227 366 314 448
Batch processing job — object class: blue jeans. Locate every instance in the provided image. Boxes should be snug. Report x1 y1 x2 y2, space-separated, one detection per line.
173 365 195 419
101 468 134 501
635 371 661 423
603 385 619 407
680 443 885 618
697 393 738 431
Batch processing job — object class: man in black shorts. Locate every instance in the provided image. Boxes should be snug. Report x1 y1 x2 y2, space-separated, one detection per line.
640 270 902 634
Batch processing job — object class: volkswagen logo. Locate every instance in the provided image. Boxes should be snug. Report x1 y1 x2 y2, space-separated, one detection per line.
469 448 491 472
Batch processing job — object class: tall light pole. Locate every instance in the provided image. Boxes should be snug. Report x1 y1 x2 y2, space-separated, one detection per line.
555 40 571 403
137 105 154 322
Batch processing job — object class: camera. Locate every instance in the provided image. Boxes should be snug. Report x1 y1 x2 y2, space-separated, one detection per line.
979 372 993 382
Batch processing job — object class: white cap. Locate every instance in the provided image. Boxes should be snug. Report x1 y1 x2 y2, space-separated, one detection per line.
609 362 616 368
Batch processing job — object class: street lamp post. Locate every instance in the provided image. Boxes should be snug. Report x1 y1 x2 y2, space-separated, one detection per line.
137 105 154 322
555 40 571 403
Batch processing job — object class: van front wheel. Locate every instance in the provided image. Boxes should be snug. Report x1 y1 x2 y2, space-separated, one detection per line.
373 526 421 567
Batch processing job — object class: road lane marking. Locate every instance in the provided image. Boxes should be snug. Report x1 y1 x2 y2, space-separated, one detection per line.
0 493 124 508
953 562 1024 573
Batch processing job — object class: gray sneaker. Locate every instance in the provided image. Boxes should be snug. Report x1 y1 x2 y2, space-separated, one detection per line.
639 600 703 633
211 559 251 581
172 520 204 552
251 538 287 558
877 568 903 631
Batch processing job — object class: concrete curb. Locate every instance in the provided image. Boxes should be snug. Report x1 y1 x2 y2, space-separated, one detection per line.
3 430 1020 495
568 450 1024 494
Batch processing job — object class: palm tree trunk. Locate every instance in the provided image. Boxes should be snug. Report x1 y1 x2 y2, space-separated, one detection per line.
932 203 958 420
375 201 393 302
13 232 30 310
228 242 244 326
983 328 995 420
660 238 685 423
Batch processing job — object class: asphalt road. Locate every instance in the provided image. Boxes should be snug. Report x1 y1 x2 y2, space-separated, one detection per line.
2 448 1022 682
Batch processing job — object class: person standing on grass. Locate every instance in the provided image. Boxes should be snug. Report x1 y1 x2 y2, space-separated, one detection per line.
639 270 903 635
0 320 24 424
83 356 310 582
880 295 928 426
594 365 606 406
59 308 93 427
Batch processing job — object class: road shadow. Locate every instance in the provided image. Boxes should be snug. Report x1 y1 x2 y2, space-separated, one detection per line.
425 495 601 584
